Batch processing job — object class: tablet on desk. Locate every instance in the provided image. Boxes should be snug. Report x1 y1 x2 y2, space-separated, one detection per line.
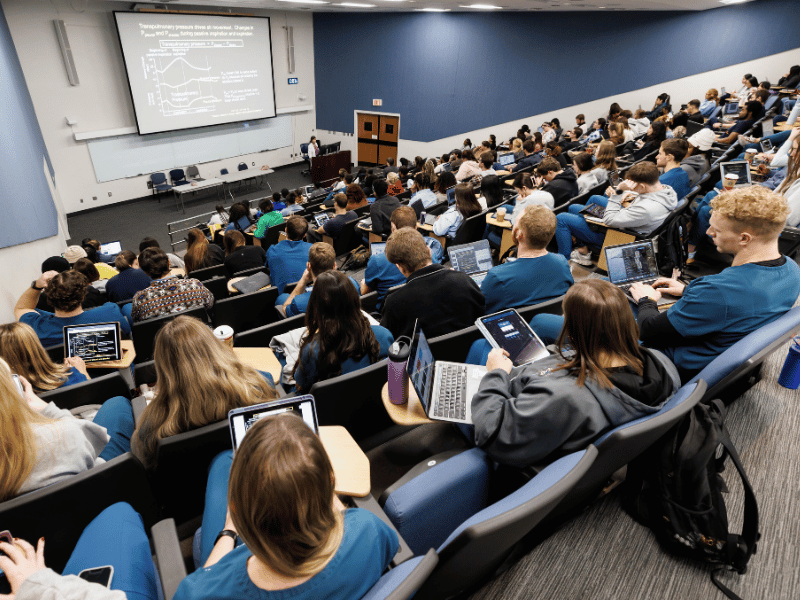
475 309 549 367
63 322 122 363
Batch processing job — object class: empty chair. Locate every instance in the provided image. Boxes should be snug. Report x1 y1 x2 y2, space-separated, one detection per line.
238 162 248 171
131 306 208 363
150 172 173 201
220 168 229 175
186 165 200 180
212 286 280 332
38 371 131 411
169 168 187 186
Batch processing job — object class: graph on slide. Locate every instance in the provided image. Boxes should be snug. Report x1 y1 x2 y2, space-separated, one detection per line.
152 56 222 117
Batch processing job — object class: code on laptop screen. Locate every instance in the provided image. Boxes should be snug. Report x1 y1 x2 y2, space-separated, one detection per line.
449 242 493 274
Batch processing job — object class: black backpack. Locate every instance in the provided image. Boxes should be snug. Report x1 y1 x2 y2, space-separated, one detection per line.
654 211 691 276
623 400 759 600
340 245 370 272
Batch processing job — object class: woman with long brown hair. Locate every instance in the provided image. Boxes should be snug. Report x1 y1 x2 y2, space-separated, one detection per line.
471 279 679 468
131 315 278 470
776 129 800 227
593 139 619 174
292 271 392 393
184 228 224 274
223 229 267 278
432 182 483 238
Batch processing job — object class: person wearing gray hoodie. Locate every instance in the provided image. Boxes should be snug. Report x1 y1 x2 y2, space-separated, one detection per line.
472 280 680 470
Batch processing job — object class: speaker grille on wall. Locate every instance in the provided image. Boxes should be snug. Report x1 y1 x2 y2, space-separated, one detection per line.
286 26 295 74
53 20 79 86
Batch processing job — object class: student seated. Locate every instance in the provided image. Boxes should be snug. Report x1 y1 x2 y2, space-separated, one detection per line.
534 157 578 206
432 182 483 239
707 100 760 145
455 149 482 182
361 206 442 311
656 139 691 199
555 162 678 265
0 358 134 501
409 172 438 208
139 236 185 270
223 202 254 235
573 153 607 196
252 198 285 240
630 186 800 383
0 322 90 392
308 193 358 243
71 258 109 309
131 248 213 322
509 173 555 220
482 205 573 313
624 121 667 161
278 243 358 317
293 271 393 392
369 178 401 235
281 192 305 216
208 204 230 227
183 413 398 600
103 250 152 303
506 139 543 173
131 315 277 470
472 279 679 469
381 228 484 339
15 270 131 347
223 231 267 278
267 216 313 294
184 228 224 275
387 171 404 196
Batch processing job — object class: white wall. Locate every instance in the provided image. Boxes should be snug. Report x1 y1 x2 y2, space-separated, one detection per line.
0 0 317 215
319 47 800 163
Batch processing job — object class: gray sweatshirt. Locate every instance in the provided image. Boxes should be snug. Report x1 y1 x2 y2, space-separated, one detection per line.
18 569 124 600
576 168 608 196
680 155 709 187
18 403 109 496
602 185 678 235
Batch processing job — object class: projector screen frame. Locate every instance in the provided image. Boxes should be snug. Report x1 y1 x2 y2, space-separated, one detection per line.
113 11 278 137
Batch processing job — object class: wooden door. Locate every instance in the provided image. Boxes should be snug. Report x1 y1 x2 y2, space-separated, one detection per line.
378 115 399 165
357 113 380 165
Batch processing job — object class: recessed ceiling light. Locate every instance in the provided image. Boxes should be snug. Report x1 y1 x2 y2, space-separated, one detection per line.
719 0 752 4
337 2 376 5
415 6 450 9
460 3 503 8
276 0 330 3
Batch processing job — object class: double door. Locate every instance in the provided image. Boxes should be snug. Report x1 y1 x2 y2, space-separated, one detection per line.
357 113 399 166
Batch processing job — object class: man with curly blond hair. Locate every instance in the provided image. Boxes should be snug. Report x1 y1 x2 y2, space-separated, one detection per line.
630 186 800 382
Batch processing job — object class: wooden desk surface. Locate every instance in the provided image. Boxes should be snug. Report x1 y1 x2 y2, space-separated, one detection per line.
319 425 371 497
416 222 434 232
775 121 793 132
486 213 512 229
86 339 135 369
380 382 433 426
232 347 282 381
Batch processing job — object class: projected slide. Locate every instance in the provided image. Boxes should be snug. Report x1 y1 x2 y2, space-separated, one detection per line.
115 12 276 135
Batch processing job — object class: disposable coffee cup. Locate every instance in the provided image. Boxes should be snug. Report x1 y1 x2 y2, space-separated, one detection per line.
745 149 757 164
723 174 739 190
213 325 234 348
496 207 507 222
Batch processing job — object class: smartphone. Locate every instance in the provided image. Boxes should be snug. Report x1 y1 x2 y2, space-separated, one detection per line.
78 566 113 588
760 139 773 152
11 375 23 396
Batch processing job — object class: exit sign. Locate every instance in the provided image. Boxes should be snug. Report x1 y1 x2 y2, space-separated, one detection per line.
288 78 299 84
373 99 383 106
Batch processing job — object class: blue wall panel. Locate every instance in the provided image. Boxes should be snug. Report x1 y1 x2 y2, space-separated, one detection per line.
314 0 800 142
0 3 58 249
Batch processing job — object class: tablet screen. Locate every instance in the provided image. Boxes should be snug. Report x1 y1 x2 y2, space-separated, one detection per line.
229 396 318 450
100 241 122 255
63 323 122 363
478 310 549 367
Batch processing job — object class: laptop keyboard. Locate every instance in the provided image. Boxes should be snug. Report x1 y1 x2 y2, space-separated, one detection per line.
433 364 468 420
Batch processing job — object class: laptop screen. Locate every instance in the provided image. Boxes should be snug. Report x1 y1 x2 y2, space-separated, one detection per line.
100 241 121 255
724 102 739 115
63 322 121 363
498 152 515 166
406 326 435 413
448 240 493 274
720 161 752 187
605 241 659 285
370 242 386 257
228 396 318 451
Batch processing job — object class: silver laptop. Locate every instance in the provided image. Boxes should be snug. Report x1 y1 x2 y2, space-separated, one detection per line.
724 101 739 116
497 152 515 167
407 324 486 424
604 240 678 307
719 160 752 188
100 240 121 256
448 239 493 287
228 396 318 451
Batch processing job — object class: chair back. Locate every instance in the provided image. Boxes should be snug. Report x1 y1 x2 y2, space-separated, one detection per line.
451 210 488 246
38 371 132 411
152 420 232 525
150 172 167 185
779 225 800 259
190 263 226 281
186 165 200 178
361 290 379 314
233 314 306 347
361 550 438 600
300 143 309 155
231 266 269 279
201 275 229 302
134 359 157 388
0 453 159 573
169 169 186 184
132 306 208 363
262 222 287 249
308 359 396 448
332 219 361 256
238 162 248 171
212 286 280 332
44 343 65 363
709 106 722 120
220 168 229 175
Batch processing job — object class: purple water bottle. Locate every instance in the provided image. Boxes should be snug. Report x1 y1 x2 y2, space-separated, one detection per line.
387 336 411 405
778 335 800 390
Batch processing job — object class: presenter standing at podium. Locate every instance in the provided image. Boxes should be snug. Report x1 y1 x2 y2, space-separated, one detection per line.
308 136 319 158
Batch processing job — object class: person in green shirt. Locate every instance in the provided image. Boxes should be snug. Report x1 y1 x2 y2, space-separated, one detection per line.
253 198 285 239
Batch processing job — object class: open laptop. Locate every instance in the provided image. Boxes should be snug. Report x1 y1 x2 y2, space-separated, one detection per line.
447 239 493 287
229 396 318 450
99 240 121 256
497 152 515 167
314 212 331 228
603 240 678 307
63 322 122 363
724 101 739 116
406 324 486 424
370 241 386 257
719 160 752 188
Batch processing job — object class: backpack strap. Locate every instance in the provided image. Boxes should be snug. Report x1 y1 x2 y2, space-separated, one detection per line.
711 567 745 600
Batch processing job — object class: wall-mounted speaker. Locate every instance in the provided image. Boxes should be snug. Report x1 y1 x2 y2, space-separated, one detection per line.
53 20 79 86
286 26 295 74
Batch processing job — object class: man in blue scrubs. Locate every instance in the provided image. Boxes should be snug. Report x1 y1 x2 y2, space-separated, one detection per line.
268 216 313 295
631 185 800 382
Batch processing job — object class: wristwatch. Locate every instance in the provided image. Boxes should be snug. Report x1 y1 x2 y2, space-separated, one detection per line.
214 529 238 546
31 280 45 291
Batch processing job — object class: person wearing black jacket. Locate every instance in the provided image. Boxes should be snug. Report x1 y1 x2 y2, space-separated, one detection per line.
506 140 544 173
778 65 800 90
369 179 401 235
671 99 705 129
534 158 578 206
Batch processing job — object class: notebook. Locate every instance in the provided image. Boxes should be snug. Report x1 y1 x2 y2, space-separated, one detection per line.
475 309 549 367
229 396 318 451
603 240 678 307
447 239 493 287
63 322 122 363
497 152 515 167
719 161 752 188
232 272 271 294
406 324 486 424
99 241 121 256
370 242 386 257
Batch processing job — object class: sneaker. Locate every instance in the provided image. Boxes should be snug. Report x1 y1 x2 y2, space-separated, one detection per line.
570 249 593 266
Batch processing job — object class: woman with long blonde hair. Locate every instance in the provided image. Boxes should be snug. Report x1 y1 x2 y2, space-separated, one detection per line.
131 315 278 470
594 140 619 173
0 358 132 501
0 322 90 392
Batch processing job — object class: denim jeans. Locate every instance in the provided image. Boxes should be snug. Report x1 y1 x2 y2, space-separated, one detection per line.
554 195 609 258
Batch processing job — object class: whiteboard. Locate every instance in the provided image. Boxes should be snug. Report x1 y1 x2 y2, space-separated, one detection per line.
88 115 292 182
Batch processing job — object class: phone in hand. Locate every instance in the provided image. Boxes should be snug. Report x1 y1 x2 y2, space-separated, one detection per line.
78 566 114 588
11 375 23 396
0 531 12 545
